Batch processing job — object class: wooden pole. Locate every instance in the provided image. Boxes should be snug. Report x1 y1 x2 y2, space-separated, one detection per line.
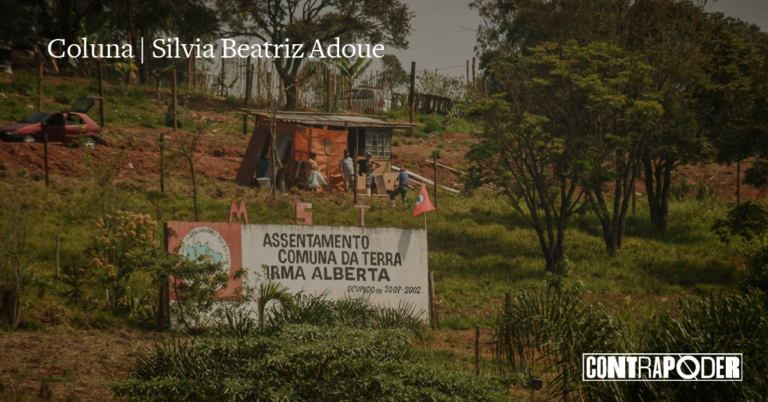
187 42 192 90
433 155 438 208
193 37 197 89
475 326 481 376
326 68 332 113
243 58 252 135
157 222 169 331
409 61 416 137
428 272 438 330
55 236 60 280
38 60 43 112
351 124 358 205
98 58 105 127
172 69 178 131
466 60 470 87
44 132 48 186
257 59 262 106
472 57 476 89
505 292 512 309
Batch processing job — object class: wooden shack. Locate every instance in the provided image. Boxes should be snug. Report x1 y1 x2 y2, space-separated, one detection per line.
235 112 414 194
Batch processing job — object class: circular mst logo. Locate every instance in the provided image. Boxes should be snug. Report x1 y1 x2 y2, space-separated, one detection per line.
180 226 232 272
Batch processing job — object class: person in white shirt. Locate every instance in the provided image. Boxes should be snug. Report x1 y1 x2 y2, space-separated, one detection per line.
339 149 355 192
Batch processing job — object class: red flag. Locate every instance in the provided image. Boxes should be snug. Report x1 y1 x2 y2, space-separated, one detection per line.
412 183 436 217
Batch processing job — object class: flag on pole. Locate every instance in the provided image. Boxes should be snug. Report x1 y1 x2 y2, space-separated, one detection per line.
412 183 436 217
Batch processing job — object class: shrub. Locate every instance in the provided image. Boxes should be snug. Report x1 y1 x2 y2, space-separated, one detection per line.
165 102 185 128
114 294 513 401
643 293 768 401
114 324 515 401
492 285 621 401
712 201 768 243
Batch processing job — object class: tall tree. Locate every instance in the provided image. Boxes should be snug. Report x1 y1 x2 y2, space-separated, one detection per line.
472 0 729 239
215 0 413 110
468 42 660 272
698 14 768 191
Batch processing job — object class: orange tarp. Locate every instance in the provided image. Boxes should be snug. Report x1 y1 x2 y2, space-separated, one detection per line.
294 125 347 194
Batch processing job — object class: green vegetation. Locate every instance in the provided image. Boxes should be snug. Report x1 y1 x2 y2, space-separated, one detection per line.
115 296 516 401
494 286 768 401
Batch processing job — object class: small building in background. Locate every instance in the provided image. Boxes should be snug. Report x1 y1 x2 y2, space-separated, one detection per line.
235 111 413 194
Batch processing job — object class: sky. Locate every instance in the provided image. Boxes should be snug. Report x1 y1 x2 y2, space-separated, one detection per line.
384 0 768 78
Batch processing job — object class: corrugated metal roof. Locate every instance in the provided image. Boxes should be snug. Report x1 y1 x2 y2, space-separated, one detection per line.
241 110 415 128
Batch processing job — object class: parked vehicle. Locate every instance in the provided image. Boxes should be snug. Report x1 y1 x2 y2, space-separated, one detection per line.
339 88 391 114
0 97 102 148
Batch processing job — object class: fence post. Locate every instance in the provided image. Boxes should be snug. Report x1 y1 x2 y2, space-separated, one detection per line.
429 272 438 330
472 57 476 89
433 155 438 208
243 57 252 135
475 326 481 376
326 68 332 113
408 61 416 137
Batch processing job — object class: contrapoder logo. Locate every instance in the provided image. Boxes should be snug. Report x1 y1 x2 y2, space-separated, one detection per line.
582 353 742 381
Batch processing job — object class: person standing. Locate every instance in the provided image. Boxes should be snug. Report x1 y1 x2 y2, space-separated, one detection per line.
307 153 326 192
339 149 355 193
364 152 381 196
390 167 409 207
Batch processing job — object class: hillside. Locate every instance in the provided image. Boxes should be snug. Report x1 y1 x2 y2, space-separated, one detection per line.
0 74 764 400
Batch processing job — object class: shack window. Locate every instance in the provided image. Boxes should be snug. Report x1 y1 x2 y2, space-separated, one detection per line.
364 128 391 158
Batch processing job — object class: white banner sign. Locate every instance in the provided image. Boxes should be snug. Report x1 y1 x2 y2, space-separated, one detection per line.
169 222 429 318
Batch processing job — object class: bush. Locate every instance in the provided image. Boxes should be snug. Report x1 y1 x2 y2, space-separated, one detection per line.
114 296 514 401
712 201 768 243
643 293 768 401
165 101 185 129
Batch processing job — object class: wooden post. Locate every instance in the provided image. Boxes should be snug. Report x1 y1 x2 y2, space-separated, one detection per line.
428 272 438 330
505 292 512 309
38 60 43 112
326 68 332 113
193 37 198 89
433 155 438 208
351 124 358 205
243 58 252 135
258 297 263 326
187 42 192 90
55 236 60 280
44 132 48 186
475 326 481 376
472 57 476 89
172 69 178 131
737 160 741 205
408 61 416 137
257 59 262 106
98 58 105 127
466 60 470 87
157 222 169 331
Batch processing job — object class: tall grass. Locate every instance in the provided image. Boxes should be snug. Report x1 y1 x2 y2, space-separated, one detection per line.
493 286 768 401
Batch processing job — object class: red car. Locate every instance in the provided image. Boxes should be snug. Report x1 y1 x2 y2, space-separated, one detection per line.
0 97 102 148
